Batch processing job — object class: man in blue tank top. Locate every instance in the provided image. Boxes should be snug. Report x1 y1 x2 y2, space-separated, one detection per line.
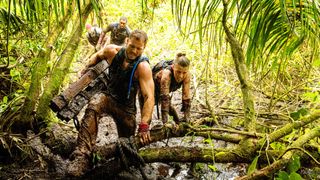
68 29 154 177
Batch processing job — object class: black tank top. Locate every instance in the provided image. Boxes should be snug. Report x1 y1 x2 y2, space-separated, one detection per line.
154 65 183 100
106 47 149 114
168 65 183 92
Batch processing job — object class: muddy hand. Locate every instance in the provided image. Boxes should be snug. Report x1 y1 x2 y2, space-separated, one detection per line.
138 122 151 145
139 131 151 145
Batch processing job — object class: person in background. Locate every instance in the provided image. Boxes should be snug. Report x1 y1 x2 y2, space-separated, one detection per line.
85 24 102 47
67 29 154 176
95 16 131 50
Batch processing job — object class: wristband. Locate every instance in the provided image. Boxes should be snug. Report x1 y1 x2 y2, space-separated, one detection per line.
138 123 149 132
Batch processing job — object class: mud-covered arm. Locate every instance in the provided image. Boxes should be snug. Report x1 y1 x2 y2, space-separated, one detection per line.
136 61 154 145
138 61 155 125
160 69 172 123
181 72 191 121
96 25 113 50
81 44 121 75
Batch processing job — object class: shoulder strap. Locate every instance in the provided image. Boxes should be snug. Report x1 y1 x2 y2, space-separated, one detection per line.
127 57 148 99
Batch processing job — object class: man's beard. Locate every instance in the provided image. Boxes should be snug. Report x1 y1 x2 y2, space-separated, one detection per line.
125 50 136 62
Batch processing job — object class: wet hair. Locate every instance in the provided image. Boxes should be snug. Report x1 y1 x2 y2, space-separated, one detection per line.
174 53 190 67
129 29 148 45
119 16 128 23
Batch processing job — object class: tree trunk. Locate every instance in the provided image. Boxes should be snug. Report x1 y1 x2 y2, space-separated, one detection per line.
36 2 93 123
222 0 256 132
18 1 76 131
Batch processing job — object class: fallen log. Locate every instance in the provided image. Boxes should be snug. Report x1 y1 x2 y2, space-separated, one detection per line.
213 110 320 161
27 117 320 178
49 60 109 121
236 126 320 180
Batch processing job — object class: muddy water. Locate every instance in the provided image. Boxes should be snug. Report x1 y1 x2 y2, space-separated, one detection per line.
89 93 248 179
93 115 247 179
147 137 248 179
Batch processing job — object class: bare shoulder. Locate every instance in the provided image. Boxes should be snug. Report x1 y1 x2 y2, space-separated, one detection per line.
138 60 150 68
99 44 122 63
135 61 153 81
103 44 121 55
137 61 152 74
162 68 172 78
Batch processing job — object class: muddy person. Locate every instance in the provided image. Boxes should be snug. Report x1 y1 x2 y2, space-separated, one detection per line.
67 29 154 176
85 24 102 47
152 53 191 125
95 16 131 50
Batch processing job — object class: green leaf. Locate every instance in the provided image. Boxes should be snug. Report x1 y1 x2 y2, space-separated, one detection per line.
270 142 286 150
208 164 218 172
247 155 259 175
60 0 65 16
302 92 319 102
2 96 8 104
215 152 226 157
52 0 59 21
76 0 81 27
203 138 212 144
289 172 302 180
288 155 300 173
290 108 309 120
276 170 289 180
313 58 320 67
92 153 101 164
10 69 19 77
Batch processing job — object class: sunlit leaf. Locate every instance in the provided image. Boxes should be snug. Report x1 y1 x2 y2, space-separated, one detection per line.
171 0 320 73
52 0 59 21
247 155 259 175
2 96 8 104
270 142 286 150
215 152 226 157
208 164 218 172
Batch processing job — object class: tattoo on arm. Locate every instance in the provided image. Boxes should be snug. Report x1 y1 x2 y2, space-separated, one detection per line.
160 71 171 96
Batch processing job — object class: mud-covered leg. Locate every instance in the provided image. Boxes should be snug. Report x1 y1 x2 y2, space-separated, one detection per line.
113 111 136 138
67 108 98 177
76 108 98 155
68 93 107 177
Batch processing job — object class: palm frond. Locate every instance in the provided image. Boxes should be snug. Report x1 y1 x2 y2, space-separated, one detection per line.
171 0 320 71
0 8 24 33
76 0 82 27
